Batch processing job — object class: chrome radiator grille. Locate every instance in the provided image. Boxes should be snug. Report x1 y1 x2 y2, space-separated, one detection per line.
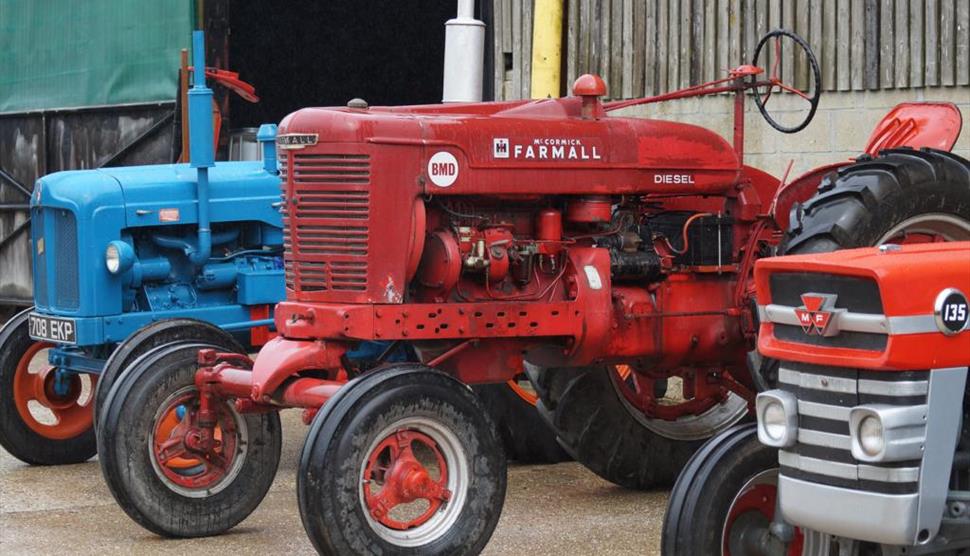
777 363 927 495
283 152 371 295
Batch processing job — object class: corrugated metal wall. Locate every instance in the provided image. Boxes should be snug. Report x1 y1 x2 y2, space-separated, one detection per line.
494 0 970 100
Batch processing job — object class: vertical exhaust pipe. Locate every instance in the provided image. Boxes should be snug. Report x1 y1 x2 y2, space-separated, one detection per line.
442 0 485 102
188 30 214 266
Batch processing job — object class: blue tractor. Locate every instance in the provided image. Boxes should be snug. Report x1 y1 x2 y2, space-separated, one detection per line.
0 32 286 464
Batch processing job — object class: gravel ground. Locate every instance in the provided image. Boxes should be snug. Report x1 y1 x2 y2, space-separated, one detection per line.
0 410 668 555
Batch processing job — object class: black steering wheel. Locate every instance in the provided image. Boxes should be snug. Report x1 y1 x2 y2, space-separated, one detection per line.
751 29 821 133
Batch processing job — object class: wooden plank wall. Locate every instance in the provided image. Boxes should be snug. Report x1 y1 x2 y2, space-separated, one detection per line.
494 0 970 100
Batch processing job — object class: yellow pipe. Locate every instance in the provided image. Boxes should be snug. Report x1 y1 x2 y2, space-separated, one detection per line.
530 0 563 99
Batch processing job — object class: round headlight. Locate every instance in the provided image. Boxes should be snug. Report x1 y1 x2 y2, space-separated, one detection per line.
858 415 885 456
105 243 121 274
762 401 787 441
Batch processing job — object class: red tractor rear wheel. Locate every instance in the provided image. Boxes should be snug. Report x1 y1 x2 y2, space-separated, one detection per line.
473 376 570 464
527 363 748 489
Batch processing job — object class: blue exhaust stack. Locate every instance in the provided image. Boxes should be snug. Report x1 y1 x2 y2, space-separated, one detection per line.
188 30 214 265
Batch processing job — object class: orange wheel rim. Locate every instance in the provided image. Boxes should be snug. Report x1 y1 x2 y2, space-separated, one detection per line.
506 377 539 406
11 341 96 440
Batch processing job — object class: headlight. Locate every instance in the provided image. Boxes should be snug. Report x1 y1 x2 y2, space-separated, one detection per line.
849 405 925 462
857 415 885 457
105 243 121 273
762 401 787 441
756 390 798 448
105 240 135 275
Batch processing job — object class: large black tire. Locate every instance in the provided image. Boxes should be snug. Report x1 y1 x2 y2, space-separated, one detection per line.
94 318 244 426
750 147 970 389
299 364 507 555
473 381 570 464
527 365 704 489
98 342 281 537
661 424 790 555
0 308 97 465
784 148 970 253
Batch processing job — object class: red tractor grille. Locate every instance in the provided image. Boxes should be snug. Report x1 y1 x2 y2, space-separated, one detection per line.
283 152 371 295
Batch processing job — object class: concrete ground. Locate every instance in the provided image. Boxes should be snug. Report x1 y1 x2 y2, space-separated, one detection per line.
0 410 668 555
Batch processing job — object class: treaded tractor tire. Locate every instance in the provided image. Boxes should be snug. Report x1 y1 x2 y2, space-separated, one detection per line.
473 383 571 464
527 365 701 489
784 147 970 253
661 424 783 555
94 318 244 427
299 364 507 555
0 308 97 465
98 342 281 537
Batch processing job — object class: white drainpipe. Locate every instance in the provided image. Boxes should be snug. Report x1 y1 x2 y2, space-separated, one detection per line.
442 0 485 102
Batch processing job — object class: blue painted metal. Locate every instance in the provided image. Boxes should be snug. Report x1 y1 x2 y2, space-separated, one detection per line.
188 30 215 266
26 32 288 375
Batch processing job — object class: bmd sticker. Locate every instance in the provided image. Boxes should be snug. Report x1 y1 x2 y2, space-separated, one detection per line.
428 151 459 188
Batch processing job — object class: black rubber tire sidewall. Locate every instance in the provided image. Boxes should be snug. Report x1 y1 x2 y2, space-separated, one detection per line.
661 424 779 556
98 342 281 538
94 318 244 426
784 148 970 253
299 367 507 556
473 382 570 464
529 364 702 490
0 309 96 465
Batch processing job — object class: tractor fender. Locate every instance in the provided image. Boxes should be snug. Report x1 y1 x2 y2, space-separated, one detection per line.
770 102 963 232
250 336 346 400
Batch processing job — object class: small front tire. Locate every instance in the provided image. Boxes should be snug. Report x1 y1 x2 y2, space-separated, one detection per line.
0 309 97 465
97 341 281 537
299 364 507 555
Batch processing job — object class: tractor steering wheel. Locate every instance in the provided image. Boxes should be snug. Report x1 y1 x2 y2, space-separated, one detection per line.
751 30 821 134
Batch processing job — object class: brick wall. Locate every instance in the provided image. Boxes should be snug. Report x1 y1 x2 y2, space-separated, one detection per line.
615 87 970 179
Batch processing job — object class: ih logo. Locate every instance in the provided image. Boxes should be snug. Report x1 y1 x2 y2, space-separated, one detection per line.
493 138 510 159
794 293 845 337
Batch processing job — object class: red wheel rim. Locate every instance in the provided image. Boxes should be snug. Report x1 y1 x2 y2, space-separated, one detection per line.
613 365 725 421
150 388 243 493
723 472 803 555
11 341 96 440
362 429 453 531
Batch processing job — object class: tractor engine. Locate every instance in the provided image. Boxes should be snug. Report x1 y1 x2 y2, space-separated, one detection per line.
271 84 766 391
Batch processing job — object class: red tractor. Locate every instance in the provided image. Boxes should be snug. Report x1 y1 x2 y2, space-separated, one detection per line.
95 31 970 553
663 241 970 555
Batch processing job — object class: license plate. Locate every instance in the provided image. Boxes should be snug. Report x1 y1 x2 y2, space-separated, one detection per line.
28 313 77 344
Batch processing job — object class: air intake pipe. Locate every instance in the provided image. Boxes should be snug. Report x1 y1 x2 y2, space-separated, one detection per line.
188 30 214 266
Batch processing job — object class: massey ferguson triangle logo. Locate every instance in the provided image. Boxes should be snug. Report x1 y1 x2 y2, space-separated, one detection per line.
794 293 845 337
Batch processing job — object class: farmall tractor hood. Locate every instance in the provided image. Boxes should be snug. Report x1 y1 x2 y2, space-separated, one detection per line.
278 96 740 196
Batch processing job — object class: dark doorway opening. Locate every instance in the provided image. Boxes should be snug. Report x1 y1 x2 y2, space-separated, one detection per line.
226 1 457 128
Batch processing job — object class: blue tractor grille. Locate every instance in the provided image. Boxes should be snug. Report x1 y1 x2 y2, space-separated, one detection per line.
31 207 48 306
53 209 79 308
31 207 79 310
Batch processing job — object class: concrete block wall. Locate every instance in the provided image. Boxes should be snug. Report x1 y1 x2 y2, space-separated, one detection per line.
616 87 970 179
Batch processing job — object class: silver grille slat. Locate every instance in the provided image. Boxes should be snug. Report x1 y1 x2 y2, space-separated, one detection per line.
779 451 920 483
779 368 857 394
797 429 852 450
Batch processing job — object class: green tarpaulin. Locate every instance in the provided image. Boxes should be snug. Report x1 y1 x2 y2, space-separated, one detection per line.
0 0 193 113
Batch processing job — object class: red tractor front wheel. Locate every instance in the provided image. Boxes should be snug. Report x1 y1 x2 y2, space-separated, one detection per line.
299 364 506 555
0 309 97 464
